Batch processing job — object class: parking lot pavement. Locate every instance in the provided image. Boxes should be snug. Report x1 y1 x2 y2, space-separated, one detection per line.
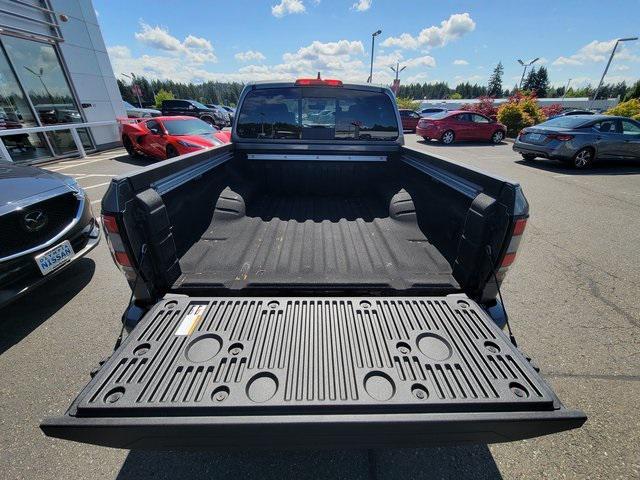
1 142 639 479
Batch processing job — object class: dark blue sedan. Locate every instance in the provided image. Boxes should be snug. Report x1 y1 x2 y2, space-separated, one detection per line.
513 115 640 169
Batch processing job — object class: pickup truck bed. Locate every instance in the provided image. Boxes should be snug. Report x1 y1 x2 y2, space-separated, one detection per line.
42 296 585 449
176 187 457 292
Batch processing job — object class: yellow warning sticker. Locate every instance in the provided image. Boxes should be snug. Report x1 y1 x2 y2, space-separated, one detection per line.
175 304 207 335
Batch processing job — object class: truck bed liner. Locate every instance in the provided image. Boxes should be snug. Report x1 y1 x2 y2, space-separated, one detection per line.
174 190 458 292
42 296 585 449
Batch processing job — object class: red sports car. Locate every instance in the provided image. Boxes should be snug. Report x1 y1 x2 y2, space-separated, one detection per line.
120 116 231 160
416 110 506 144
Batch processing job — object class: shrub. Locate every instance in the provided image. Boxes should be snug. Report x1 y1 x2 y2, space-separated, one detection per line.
605 98 640 118
396 97 419 110
497 103 534 135
541 103 563 118
154 89 175 109
497 91 546 136
460 96 498 120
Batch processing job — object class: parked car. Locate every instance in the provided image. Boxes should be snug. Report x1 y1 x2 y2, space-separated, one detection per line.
205 104 231 127
123 101 161 118
121 116 231 160
220 105 235 122
417 110 507 144
554 109 595 118
0 162 100 308
43 78 585 450
419 107 448 117
161 99 228 128
399 109 421 131
513 115 640 168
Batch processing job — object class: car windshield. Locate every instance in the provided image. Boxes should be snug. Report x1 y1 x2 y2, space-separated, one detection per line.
539 116 592 128
162 118 215 135
237 86 399 141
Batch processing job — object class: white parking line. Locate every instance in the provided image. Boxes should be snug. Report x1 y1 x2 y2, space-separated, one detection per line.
48 157 110 172
83 181 111 190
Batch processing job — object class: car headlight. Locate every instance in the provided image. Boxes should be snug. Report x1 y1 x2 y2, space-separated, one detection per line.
176 140 205 148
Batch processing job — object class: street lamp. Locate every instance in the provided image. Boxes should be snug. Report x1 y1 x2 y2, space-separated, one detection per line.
367 29 382 83
517 58 540 89
23 66 54 103
121 72 143 107
591 37 638 105
390 62 406 81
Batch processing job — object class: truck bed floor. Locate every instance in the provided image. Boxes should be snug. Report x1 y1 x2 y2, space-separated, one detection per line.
174 189 458 292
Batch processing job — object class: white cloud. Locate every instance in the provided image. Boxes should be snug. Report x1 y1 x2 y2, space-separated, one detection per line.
235 50 266 62
404 55 436 68
553 39 639 66
375 51 435 70
272 0 305 17
133 22 216 64
382 13 475 50
107 45 131 59
352 0 372 11
453 59 468 65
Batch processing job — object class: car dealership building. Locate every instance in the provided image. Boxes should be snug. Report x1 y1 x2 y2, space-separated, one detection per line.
0 0 124 164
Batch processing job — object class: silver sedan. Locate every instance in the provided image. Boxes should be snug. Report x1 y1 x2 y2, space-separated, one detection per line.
513 115 640 169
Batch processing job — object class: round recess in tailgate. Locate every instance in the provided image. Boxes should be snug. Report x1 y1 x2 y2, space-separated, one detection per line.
416 333 452 361
185 333 223 362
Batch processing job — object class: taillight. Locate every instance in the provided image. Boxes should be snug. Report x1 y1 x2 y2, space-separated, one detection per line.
500 218 527 268
547 133 574 141
295 78 343 87
102 213 135 277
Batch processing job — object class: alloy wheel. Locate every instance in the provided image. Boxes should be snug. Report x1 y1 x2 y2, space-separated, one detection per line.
442 131 455 144
492 131 504 144
574 149 593 169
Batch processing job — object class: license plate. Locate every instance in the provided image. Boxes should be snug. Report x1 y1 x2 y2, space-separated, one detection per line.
527 133 543 142
35 240 74 276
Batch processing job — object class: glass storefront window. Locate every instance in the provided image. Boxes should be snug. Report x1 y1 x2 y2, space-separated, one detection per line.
2 35 93 157
0 43 52 163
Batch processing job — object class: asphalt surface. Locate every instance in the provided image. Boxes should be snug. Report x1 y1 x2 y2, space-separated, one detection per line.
1 138 639 479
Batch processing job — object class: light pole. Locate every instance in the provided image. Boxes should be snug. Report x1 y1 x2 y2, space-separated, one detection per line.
591 37 638 106
121 72 142 107
561 78 571 102
517 58 540 89
390 62 406 81
23 66 54 104
367 29 382 83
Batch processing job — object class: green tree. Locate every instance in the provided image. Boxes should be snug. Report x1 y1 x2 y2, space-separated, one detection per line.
534 66 549 97
449 92 462 99
606 98 640 118
395 97 419 109
625 80 640 100
154 89 175 109
487 61 504 97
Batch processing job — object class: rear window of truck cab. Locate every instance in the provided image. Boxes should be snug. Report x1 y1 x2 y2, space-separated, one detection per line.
236 86 399 141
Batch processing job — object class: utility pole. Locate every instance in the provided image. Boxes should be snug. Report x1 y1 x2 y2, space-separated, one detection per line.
517 58 540 89
367 30 382 83
591 37 638 107
389 62 406 95
561 78 571 102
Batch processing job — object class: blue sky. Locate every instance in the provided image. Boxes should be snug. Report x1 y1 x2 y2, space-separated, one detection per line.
95 0 640 90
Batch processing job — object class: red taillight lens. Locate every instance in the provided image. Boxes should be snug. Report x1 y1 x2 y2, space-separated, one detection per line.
102 214 119 234
501 252 517 267
512 218 527 236
295 78 343 87
500 217 528 268
102 213 134 269
547 133 574 141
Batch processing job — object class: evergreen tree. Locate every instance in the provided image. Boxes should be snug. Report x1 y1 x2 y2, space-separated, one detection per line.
534 66 549 97
487 61 504 97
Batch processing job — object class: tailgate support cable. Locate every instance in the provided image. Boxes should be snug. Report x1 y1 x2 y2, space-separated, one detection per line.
114 243 148 351
485 245 518 347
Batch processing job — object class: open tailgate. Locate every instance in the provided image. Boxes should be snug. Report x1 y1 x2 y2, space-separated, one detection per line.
42 296 585 449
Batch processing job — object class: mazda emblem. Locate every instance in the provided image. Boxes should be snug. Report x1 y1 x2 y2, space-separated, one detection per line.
23 210 48 232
